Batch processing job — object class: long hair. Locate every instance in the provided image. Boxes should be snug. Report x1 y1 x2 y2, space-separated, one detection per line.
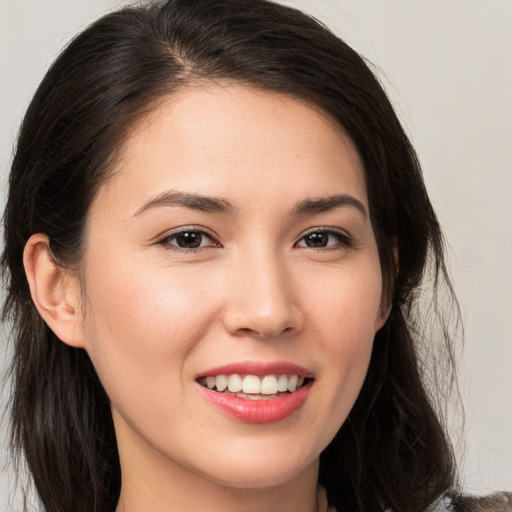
2 1 460 511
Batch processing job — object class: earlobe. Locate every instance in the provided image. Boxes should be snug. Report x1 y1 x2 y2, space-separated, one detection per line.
375 300 392 332
375 239 399 332
23 233 85 348
392 239 399 276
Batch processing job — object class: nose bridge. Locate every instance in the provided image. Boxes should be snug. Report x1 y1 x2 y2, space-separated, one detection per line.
223 245 302 338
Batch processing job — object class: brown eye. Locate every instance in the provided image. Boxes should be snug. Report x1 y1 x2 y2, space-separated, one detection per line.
296 230 351 249
174 231 204 248
160 229 217 250
302 232 329 247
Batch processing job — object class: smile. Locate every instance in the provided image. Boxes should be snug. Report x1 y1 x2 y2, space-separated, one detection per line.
196 362 314 423
198 374 308 399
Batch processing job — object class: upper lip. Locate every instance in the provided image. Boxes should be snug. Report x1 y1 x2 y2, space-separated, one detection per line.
196 361 314 379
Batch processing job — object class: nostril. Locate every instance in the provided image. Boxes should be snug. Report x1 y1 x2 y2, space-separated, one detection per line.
221 290 304 338
229 325 296 339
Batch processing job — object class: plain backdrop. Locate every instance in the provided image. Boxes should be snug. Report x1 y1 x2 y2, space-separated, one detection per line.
1 0 511 509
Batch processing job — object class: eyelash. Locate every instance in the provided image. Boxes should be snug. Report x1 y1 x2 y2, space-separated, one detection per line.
157 226 219 252
294 228 354 250
157 227 354 252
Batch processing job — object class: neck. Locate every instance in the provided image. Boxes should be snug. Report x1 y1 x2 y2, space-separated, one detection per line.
116 474 320 512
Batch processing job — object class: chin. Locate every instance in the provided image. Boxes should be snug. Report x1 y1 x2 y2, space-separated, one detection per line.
193 446 318 490
209 468 310 490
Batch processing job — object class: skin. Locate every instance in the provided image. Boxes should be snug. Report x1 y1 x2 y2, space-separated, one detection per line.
24 84 389 512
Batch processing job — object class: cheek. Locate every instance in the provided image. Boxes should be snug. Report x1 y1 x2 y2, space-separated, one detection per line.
295 256 383 432
306 255 384 344
80 256 218 413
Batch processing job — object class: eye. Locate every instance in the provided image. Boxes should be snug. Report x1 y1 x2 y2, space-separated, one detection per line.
296 229 352 249
158 228 218 251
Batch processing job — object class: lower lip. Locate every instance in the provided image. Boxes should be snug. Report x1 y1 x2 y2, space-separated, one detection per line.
198 382 312 423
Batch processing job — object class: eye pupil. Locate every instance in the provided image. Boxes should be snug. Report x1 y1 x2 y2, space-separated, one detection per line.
176 232 202 248
305 232 328 247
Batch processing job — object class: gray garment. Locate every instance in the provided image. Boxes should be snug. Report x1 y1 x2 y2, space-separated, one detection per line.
430 492 512 512
431 495 456 511
385 492 512 512
327 491 512 512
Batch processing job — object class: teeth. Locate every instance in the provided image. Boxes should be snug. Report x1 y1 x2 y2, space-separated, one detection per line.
202 374 308 395
287 375 298 392
216 375 228 391
261 375 278 395
242 375 261 394
227 374 243 393
276 375 288 392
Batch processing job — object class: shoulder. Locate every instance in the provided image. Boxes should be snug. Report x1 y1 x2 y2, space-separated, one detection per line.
448 492 512 512
431 492 512 512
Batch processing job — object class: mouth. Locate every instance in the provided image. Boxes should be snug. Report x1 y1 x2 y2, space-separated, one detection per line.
196 362 314 423
197 373 312 400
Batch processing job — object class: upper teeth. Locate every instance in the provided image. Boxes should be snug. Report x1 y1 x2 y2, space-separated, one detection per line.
203 374 306 394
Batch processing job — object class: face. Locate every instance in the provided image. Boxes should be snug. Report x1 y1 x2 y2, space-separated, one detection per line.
77 85 387 489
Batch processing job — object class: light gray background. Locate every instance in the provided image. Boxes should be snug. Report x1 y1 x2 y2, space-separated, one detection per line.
1 0 511 508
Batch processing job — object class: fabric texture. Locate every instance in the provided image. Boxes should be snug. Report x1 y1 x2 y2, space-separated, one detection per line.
318 488 512 512
449 492 512 512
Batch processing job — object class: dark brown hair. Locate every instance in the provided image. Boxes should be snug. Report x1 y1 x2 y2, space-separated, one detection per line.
2 1 460 511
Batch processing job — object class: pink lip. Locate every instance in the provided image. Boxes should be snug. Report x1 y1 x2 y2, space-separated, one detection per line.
197 381 313 423
196 361 313 379
195 361 314 423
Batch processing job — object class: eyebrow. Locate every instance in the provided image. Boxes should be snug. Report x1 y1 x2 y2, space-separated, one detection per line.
292 194 367 218
134 190 367 218
134 190 237 216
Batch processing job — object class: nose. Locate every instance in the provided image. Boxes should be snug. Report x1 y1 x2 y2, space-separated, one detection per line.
221 252 304 339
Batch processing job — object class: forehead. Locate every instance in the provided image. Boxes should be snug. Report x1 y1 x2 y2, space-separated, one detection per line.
95 84 368 217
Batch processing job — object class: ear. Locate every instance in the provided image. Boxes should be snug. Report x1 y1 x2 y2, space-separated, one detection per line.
23 233 86 348
392 238 399 275
375 239 399 331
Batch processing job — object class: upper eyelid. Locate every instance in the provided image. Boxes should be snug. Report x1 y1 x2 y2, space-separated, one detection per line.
296 226 351 240
300 226 348 234
157 225 219 242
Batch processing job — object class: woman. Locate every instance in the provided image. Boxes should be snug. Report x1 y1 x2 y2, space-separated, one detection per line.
1 1 510 511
